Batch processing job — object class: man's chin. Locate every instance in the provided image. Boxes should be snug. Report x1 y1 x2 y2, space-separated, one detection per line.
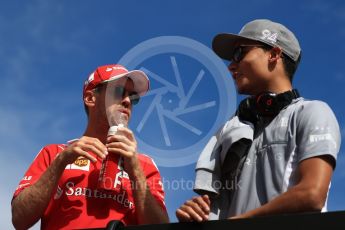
236 85 255 96
236 87 248 95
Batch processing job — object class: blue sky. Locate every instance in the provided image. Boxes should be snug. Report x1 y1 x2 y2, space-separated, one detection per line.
1 0 345 229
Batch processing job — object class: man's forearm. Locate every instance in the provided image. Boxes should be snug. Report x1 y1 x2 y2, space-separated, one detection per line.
12 154 66 230
232 157 332 219
129 166 169 224
231 184 324 219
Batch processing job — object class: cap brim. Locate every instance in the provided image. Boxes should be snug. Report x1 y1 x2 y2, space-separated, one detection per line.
126 70 150 96
212 33 254 61
105 70 150 96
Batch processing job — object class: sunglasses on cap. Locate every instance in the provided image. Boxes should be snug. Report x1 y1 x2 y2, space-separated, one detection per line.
94 85 140 105
232 44 268 63
113 86 140 105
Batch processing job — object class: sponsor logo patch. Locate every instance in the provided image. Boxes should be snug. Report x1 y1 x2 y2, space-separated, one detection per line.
73 157 89 167
66 156 90 171
85 72 95 85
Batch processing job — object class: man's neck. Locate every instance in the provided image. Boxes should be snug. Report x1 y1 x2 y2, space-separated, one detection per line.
83 125 108 144
263 76 293 94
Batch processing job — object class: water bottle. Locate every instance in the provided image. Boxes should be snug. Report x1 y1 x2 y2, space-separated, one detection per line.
98 112 127 190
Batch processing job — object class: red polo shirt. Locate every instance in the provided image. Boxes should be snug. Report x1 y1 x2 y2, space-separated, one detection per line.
13 143 166 229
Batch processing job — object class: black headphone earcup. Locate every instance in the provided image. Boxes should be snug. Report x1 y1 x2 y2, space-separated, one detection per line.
255 93 279 116
237 89 300 123
237 97 257 124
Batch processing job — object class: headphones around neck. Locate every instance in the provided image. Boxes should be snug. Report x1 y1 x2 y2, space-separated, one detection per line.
237 89 300 124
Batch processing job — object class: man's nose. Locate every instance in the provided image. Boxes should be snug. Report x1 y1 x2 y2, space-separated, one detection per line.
228 62 237 75
121 95 131 108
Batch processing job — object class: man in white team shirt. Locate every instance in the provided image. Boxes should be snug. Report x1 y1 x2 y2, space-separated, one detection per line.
176 19 341 221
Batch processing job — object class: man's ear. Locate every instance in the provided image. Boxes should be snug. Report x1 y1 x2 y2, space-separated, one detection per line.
84 90 96 108
269 47 283 62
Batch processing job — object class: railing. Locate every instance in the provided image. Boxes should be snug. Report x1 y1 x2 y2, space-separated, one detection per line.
87 210 345 230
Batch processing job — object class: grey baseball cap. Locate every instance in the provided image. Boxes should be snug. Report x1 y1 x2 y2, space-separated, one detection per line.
212 19 301 62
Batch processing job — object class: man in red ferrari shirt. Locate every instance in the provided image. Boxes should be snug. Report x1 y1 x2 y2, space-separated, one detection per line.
11 64 169 229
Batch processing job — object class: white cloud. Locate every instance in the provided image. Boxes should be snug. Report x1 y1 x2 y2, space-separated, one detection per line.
0 104 82 230
0 2 85 228
0 105 56 229
0 56 81 228
0 107 49 229
0 149 41 230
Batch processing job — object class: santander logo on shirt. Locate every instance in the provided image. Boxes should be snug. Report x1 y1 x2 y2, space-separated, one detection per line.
57 181 134 209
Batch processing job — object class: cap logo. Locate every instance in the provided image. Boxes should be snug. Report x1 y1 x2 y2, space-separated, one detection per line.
106 66 128 72
261 29 278 43
85 72 95 86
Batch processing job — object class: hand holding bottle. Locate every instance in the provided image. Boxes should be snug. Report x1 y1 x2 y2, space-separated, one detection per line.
107 112 128 136
98 112 128 190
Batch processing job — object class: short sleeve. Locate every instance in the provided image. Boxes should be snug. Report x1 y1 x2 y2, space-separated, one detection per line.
296 101 341 167
12 145 58 200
